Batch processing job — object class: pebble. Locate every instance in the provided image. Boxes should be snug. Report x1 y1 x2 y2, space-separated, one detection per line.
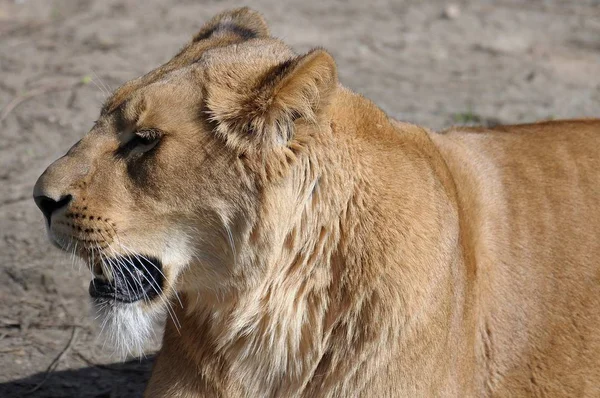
442 4 461 20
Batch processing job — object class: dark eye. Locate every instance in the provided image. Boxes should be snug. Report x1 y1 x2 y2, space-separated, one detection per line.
117 128 162 158
136 130 160 145
130 129 161 151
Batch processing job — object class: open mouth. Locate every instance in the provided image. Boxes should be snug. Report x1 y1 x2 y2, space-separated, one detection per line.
89 255 164 303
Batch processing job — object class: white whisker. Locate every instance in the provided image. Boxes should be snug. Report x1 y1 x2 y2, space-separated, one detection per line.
89 228 170 359
121 243 184 310
118 245 181 331
90 68 111 98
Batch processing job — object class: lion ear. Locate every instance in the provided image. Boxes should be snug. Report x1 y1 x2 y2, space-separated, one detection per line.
192 7 269 43
208 49 338 151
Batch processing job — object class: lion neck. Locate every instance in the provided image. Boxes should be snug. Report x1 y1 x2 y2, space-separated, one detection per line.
175 130 353 395
162 88 444 396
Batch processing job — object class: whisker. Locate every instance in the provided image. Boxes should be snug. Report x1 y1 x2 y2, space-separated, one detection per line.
118 244 182 331
90 68 111 98
99 232 139 301
107 243 179 337
117 254 146 296
120 243 184 309
72 240 81 273
118 245 181 331
98 301 112 336
66 237 76 272
104 246 136 300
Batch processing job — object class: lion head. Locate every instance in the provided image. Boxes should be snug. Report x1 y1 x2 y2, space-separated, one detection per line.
33 8 337 356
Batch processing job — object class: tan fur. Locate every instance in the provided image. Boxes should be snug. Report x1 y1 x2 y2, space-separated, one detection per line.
33 8 600 397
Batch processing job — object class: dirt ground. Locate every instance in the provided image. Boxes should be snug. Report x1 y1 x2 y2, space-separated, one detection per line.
0 0 598 396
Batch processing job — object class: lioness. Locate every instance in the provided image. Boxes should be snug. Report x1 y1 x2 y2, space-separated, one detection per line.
33 7 600 397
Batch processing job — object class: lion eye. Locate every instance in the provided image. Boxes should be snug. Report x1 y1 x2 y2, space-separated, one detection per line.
116 128 163 158
130 129 161 151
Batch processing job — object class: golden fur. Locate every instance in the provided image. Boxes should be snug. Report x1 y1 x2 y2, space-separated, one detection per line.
33 8 600 397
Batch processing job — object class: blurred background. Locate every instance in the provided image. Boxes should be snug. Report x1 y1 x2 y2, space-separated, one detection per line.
0 0 599 396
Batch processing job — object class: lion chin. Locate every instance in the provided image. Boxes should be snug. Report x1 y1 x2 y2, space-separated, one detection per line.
92 299 161 358
84 233 193 359
84 254 162 358
33 6 600 398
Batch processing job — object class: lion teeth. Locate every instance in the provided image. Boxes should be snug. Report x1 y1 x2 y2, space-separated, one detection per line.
91 257 113 282
92 260 104 279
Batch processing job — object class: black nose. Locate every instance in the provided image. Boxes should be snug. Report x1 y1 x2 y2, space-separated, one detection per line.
34 194 72 222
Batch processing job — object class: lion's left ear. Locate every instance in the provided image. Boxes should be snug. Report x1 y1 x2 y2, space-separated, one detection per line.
207 49 338 151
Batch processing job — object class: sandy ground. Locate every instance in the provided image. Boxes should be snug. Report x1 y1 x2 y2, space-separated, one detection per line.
0 0 599 396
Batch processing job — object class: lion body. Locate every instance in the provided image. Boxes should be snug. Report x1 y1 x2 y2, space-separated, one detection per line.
432 120 600 396
33 8 600 398
148 87 600 396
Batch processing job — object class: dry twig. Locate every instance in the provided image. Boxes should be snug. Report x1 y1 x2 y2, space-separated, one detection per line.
25 326 78 395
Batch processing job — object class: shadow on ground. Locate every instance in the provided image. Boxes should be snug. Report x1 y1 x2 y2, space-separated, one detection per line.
0 356 154 398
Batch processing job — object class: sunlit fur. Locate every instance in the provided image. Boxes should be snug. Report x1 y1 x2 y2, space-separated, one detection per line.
33 7 600 398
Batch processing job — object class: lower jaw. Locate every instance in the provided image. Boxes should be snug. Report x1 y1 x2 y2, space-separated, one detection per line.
89 278 157 303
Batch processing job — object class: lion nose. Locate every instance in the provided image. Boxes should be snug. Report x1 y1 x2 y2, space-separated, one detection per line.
33 160 77 224
33 137 92 224
34 194 72 222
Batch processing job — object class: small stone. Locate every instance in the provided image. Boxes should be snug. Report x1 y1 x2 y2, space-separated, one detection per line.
442 4 461 20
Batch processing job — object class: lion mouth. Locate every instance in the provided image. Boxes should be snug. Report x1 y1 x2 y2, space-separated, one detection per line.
89 255 164 303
